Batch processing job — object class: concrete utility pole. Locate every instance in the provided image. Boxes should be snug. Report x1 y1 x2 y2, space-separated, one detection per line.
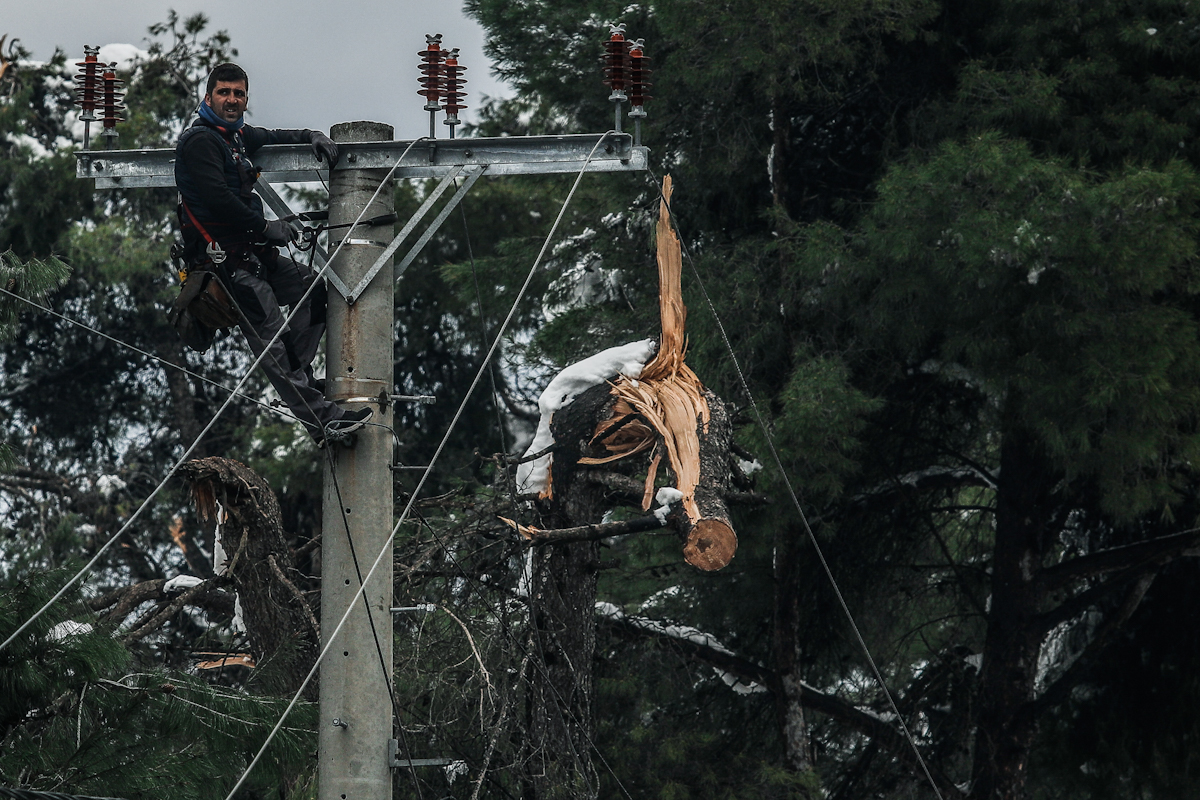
318 121 396 800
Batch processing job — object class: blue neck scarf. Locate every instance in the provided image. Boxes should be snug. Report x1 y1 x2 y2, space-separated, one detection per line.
197 100 244 132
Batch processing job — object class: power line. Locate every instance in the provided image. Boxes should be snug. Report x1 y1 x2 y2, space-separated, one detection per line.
220 132 616 800
647 171 948 800
0 789 127 800
0 284 304 425
0 138 428 654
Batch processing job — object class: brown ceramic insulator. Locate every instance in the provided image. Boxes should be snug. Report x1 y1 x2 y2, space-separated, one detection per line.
603 33 629 92
100 68 125 129
628 45 652 108
73 46 103 117
441 50 467 117
417 33 445 107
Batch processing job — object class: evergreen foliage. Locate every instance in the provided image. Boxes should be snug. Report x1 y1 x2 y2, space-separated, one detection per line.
4 0 1200 797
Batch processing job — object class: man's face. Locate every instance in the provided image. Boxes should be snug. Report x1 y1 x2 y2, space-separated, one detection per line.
204 79 248 123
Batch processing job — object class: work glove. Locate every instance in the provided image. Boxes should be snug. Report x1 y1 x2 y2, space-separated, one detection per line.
262 218 298 246
309 131 339 166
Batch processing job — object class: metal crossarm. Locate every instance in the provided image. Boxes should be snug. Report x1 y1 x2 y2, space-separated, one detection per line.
76 132 647 189
81 133 646 301
342 166 465 303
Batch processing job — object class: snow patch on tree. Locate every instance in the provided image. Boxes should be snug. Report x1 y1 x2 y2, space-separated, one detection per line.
48 621 94 641
653 486 683 522
163 575 204 593
596 601 767 695
516 339 657 494
95 474 126 498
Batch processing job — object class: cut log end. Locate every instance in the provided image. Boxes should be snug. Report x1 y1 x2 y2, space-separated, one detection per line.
683 518 738 571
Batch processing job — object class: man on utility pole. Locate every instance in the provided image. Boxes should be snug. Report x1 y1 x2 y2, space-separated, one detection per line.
173 62 372 446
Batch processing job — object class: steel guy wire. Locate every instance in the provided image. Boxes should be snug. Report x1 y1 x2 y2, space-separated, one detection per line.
221 132 615 800
647 171 948 800
0 284 304 426
0 137 428 654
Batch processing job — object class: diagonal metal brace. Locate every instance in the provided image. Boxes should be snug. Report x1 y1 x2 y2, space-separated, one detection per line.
254 179 351 298
342 164 472 304
391 164 487 284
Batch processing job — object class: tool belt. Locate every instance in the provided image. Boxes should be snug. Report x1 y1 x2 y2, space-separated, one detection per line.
169 259 241 353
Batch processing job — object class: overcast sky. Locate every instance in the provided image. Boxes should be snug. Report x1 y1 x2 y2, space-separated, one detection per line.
6 0 514 139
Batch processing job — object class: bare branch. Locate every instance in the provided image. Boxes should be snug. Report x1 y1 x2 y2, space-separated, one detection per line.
268 554 320 641
513 514 670 546
583 471 646 500
1038 528 1200 593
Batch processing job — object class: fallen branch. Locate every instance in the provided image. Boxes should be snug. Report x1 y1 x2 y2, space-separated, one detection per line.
503 514 670 546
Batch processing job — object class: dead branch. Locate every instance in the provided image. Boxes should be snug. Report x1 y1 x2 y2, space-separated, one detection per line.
512 514 670 546
724 490 770 506
584 470 648 501
268 553 320 641
1038 528 1200 593
122 581 214 644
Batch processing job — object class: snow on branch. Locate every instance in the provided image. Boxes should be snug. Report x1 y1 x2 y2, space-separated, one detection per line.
596 601 767 694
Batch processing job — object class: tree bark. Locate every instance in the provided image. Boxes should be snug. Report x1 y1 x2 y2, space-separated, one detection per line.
519 385 613 800
970 432 1051 799
178 456 320 699
775 520 814 776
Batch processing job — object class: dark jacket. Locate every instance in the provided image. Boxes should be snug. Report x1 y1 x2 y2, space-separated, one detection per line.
174 118 314 254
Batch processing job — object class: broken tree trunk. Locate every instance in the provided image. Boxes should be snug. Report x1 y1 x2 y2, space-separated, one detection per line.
514 176 745 798
581 175 738 570
178 456 320 699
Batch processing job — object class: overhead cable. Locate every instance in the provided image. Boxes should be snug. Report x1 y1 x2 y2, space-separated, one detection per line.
0 284 303 424
648 171 948 800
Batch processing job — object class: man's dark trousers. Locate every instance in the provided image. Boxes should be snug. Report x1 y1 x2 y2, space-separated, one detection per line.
226 249 341 436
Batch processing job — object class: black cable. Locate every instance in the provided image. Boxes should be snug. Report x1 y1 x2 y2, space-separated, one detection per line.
227 236 426 799
0 284 304 425
223 134 615 800
0 789 126 800
325 457 425 800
